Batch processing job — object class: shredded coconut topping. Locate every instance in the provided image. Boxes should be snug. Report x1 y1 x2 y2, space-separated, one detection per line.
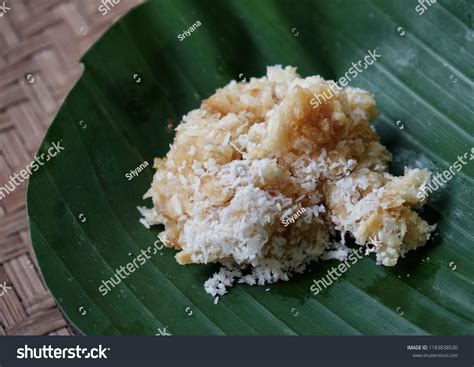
140 66 435 297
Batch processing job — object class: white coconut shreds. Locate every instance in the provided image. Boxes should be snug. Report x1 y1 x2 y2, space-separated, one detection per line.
139 65 436 297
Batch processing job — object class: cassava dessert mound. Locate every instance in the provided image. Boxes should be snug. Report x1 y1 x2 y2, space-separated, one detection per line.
139 66 435 298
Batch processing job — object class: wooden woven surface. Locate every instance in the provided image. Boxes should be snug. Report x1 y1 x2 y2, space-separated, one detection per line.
0 0 142 335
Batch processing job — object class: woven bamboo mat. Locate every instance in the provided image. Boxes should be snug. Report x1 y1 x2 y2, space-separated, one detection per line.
0 0 142 335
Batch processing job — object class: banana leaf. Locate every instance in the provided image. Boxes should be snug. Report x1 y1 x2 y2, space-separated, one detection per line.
27 0 474 335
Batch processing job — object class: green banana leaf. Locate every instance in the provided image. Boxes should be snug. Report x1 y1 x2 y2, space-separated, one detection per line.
27 0 474 335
